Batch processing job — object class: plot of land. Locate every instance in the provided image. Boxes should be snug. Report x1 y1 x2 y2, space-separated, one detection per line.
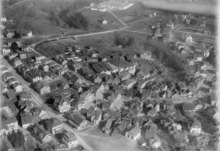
79 8 123 30
35 41 68 57
76 127 142 151
113 2 157 24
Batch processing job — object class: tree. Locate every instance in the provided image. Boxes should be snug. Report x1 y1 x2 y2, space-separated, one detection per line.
7 130 25 148
10 42 19 51
13 31 21 39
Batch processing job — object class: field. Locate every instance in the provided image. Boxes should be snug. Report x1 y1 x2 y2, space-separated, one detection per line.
79 8 123 30
35 41 68 57
113 2 158 24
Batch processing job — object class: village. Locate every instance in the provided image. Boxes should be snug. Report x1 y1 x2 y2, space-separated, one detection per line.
0 1 218 151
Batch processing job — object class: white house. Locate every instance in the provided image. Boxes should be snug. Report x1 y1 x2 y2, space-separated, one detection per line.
52 119 63 134
27 31 33 37
186 35 193 43
2 48 10 56
150 138 161 149
13 83 23 93
190 120 202 135
7 32 14 38
125 126 141 140
172 123 182 131
1 17 7 22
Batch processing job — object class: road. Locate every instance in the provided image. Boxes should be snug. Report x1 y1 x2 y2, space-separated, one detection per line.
108 10 127 26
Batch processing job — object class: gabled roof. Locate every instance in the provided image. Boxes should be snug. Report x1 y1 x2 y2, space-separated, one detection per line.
105 119 113 129
21 112 33 126
191 120 202 128
102 101 111 110
68 112 85 126
1 117 17 127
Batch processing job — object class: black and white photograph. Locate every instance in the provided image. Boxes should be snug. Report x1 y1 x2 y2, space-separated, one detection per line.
0 0 219 151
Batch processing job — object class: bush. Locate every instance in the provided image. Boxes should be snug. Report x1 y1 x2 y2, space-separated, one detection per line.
114 32 134 48
59 9 89 30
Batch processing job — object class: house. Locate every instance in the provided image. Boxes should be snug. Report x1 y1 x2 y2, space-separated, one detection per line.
34 55 45 62
19 91 32 101
25 69 43 83
67 112 89 131
19 53 27 59
39 118 63 134
34 82 50 94
62 131 79 148
5 89 16 100
27 31 33 37
0 97 18 117
186 35 193 43
119 71 131 81
0 117 19 135
125 126 141 140
181 102 196 115
30 107 48 119
144 120 157 139
141 51 153 60
52 119 63 134
6 32 14 38
2 47 10 56
8 78 19 86
58 67 68 76
49 78 69 91
172 122 182 132
21 112 34 129
41 72 52 81
54 95 71 113
42 134 53 143
12 83 23 93
1 66 9 74
118 120 128 132
173 133 189 146
102 119 113 134
190 120 202 135
149 137 161 149
42 64 49 72
2 72 14 82
7 53 18 61
90 108 102 126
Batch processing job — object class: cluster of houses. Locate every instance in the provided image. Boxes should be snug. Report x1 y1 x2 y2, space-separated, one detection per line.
26 118 79 150
86 0 134 12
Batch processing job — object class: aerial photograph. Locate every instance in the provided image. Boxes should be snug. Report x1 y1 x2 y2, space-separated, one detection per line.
0 0 218 151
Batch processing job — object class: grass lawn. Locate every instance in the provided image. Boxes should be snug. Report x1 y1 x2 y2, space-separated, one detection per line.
35 41 68 57
113 2 157 24
79 8 123 30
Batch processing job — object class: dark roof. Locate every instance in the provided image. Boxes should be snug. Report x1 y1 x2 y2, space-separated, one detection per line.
182 102 195 111
68 112 85 126
102 101 111 110
21 112 33 126
108 58 132 69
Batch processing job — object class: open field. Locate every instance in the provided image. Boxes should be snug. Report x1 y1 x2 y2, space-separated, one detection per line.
113 2 158 24
35 40 68 57
79 8 123 30
77 127 142 151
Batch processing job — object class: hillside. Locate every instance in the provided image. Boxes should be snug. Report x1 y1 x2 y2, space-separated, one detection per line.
2 0 103 35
